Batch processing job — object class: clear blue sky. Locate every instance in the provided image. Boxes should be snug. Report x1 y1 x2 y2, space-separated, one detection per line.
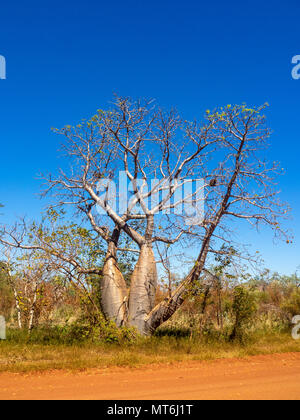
0 0 299 274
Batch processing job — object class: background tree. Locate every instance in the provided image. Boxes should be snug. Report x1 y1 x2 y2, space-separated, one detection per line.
0 210 138 326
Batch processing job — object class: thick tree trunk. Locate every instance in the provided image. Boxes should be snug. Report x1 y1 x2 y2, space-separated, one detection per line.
145 270 194 334
145 241 211 334
100 228 128 327
128 244 158 334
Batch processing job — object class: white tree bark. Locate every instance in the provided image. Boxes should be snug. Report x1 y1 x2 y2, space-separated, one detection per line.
28 281 38 331
13 286 22 329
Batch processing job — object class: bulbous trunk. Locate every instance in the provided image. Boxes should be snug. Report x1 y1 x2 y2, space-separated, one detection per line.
101 231 128 327
128 244 157 335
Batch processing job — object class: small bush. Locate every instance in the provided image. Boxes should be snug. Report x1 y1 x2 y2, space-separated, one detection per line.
229 286 257 343
5 319 138 346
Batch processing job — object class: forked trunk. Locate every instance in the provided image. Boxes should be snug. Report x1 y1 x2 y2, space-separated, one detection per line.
101 229 128 327
128 244 157 335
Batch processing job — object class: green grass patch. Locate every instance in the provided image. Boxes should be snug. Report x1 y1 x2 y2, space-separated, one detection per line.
0 328 299 373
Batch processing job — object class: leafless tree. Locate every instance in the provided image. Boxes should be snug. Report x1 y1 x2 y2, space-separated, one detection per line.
0 97 290 334
1 248 49 330
0 216 105 321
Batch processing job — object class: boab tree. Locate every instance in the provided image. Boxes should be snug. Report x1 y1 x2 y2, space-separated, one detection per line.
1 97 290 335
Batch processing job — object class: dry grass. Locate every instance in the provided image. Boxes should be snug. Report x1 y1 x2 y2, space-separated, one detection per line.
0 332 299 373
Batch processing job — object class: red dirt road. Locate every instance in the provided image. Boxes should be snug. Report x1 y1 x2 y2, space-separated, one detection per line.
0 352 299 400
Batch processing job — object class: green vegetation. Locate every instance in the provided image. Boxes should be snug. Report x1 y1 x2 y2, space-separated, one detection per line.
0 269 299 373
0 100 298 372
0 329 298 373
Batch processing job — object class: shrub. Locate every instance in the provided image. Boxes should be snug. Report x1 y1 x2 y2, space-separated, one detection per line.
281 289 300 318
229 286 257 343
